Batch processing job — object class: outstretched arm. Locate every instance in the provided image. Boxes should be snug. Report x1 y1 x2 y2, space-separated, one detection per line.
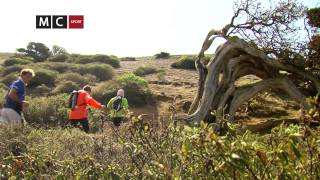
86 95 103 109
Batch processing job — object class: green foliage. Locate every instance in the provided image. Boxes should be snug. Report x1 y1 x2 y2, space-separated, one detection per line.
3 58 32 66
1 119 320 179
17 42 51 62
29 69 58 87
121 57 136 61
171 55 213 70
0 89 5 108
156 70 166 81
56 72 97 87
0 83 9 91
93 73 152 106
133 66 159 76
53 81 80 94
1 65 23 76
23 94 69 126
118 72 148 88
71 64 115 81
1 73 18 86
155 52 170 59
171 55 196 69
47 54 69 62
307 7 320 28
77 55 120 68
36 62 73 73
29 84 51 95
307 93 320 120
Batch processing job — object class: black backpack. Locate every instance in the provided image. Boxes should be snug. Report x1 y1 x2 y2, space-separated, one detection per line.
112 96 123 112
68 90 79 109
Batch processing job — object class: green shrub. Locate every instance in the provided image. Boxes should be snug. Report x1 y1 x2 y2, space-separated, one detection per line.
3 58 32 66
24 94 69 126
1 73 18 86
1 118 320 179
121 57 136 61
133 66 159 76
29 84 51 95
56 72 97 87
77 55 120 68
171 55 196 69
0 89 5 108
36 62 73 73
47 54 69 62
157 70 167 81
93 73 152 106
2 65 23 76
118 72 148 88
155 52 170 59
72 64 115 81
66 53 82 63
29 69 58 87
91 55 120 68
171 55 213 70
0 83 9 91
52 81 80 94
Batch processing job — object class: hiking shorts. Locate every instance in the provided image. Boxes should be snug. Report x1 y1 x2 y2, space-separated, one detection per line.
0 108 22 124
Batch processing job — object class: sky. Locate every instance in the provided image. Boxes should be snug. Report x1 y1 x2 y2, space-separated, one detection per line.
0 0 319 57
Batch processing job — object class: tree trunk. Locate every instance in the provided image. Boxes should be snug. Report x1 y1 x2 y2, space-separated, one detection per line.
187 36 319 123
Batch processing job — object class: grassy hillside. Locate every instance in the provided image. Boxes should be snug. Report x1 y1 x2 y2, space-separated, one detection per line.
0 50 319 179
0 52 14 64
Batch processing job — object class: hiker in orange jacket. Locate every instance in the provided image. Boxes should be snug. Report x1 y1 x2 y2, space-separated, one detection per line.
68 85 105 133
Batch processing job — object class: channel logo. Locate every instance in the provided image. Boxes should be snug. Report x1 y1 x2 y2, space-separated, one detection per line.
36 15 84 29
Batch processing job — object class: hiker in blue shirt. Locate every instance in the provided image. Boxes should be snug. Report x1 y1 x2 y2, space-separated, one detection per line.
0 69 35 124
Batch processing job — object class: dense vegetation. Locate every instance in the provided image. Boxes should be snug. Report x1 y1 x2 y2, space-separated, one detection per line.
1 114 320 179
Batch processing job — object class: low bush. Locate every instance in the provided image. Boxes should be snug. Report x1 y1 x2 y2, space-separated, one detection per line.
29 84 51 95
155 52 170 59
2 65 23 76
36 62 72 73
72 64 115 81
29 69 58 87
1 73 18 86
121 57 136 61
92 73 153 106
77 55 120 68
171 55 213 70
1 119 320 179
24 94 69 127
133 66 159 76
52 81 80 94
171 55 196 69
0 89 5 108
0 83 9 91
56 72 97 87
47 54 69 62
3 58 32 66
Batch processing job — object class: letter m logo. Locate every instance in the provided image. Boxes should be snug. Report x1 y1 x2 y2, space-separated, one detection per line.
36 15 51 29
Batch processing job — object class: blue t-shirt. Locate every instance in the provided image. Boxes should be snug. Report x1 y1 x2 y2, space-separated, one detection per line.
4 79 25 114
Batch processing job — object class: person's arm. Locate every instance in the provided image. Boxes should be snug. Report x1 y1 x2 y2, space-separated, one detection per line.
85 95 103 109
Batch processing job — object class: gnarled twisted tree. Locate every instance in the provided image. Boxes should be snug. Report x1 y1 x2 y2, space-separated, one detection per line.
187 0 320 123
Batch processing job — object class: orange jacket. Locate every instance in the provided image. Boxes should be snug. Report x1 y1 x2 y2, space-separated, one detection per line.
68 90 103 120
